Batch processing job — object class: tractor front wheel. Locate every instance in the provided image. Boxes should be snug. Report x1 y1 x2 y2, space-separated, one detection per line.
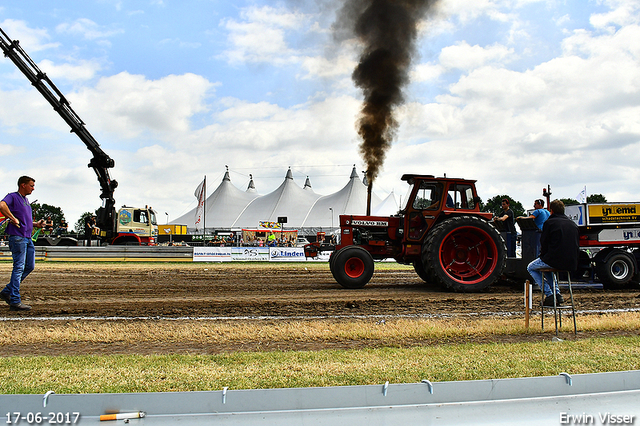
332 246 375 289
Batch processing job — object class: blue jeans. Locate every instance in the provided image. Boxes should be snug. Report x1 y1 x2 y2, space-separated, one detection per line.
527 257 559 297
1 235 35 305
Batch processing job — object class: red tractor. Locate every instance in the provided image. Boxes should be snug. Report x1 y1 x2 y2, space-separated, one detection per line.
307 174 506 292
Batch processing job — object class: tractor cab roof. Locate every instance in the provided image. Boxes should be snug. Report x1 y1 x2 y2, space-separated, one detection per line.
400 174 477 185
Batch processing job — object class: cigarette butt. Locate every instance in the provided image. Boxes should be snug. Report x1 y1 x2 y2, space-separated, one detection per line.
99 412 145 421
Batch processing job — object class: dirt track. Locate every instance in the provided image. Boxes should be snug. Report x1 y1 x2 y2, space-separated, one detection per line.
2 262 639 318
1 263 639 356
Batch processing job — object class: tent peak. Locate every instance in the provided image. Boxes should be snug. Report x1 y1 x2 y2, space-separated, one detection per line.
247 174 256 191
350 165 359 180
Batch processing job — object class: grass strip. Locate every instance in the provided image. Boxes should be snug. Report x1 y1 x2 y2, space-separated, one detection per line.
2 313 639 347
1 335 639 394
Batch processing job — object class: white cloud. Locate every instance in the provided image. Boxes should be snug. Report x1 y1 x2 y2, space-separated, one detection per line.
390 9 640 206
590 0 640 29
3 0 640 226
439 41 514 70
0 19 59 51
438 0 513 24
69 72 216 139
300 54 356 79
219 6 310 66
411 63 446 82
38 59 102 81
56 18 124 40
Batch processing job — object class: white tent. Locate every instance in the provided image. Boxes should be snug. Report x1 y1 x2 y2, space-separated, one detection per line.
302 167 382 228
232 168 322 229
172 166 390 233
172 170 260 228
372 191 399 216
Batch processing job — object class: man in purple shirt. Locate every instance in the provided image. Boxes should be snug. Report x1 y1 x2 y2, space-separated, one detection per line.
0 176 45 311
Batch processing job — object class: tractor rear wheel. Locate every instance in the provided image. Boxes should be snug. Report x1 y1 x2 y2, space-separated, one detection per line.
413 257 443 288
423 216 506 292
413 258 430 283
332 246 375 289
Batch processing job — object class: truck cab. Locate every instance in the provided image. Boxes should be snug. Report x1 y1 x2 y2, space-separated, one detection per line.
111 206 158 245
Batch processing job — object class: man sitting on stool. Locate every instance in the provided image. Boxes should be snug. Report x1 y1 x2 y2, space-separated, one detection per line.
527 199 579 307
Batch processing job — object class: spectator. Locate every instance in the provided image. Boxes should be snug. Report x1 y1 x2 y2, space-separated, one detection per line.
518 199 550 255
0 176 46 311
43 216 54 235
527 199 579 307
494 198 517 257
56 220 68 236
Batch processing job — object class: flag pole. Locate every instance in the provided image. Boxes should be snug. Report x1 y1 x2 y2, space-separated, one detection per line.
203 175 206 243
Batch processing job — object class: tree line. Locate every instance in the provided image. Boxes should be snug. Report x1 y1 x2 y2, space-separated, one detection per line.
481 194 608 217
30 203 96 234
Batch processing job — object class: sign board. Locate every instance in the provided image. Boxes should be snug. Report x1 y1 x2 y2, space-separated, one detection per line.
587 203 640 225
565 205 585 226
158 224 187 235
231 247 270 261
193 247 232 262
269 247 306 261
258 221 282 229
278 216 287 224
597 228 640 243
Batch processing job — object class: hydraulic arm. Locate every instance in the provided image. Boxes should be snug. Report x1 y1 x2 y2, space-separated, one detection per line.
0 27 117 236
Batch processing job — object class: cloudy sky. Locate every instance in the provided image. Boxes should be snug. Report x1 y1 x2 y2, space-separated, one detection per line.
1 0 639 227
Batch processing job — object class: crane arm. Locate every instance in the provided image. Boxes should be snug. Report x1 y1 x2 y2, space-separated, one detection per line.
0 27 117 234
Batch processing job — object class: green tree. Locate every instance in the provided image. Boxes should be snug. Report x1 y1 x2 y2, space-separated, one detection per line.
482 195 525 218
587 193 607 203
75 211 97 233
31 203 65 226
559 198 579 206
561 194 607 205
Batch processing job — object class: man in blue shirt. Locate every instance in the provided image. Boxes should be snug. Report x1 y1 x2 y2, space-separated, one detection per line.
518 199 550 255
0 176 45 311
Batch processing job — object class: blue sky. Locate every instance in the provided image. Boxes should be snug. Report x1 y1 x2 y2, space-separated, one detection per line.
1 0 639 226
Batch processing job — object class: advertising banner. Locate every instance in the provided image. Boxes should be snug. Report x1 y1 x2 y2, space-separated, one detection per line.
231 247 270 261
565 205 585 226
597 228 640 243
269 247 307 262
587 203 640 225
192 247 333 262
193 247 232 262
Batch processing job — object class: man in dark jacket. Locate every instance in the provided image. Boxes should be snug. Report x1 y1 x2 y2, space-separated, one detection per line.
527 199 579 306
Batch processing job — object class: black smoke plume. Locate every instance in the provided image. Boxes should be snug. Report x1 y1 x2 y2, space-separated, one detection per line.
336 0 439 185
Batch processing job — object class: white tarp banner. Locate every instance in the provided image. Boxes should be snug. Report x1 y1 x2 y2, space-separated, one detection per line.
193 247 232 262
232 247 270 261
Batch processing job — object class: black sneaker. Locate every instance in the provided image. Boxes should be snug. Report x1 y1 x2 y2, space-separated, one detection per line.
542 295 561 307
556 294 564 305
9 302 31 311
0 292 10 305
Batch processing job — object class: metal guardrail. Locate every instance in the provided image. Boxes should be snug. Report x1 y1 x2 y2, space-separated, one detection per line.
0 246 194 261
2 370 639 425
